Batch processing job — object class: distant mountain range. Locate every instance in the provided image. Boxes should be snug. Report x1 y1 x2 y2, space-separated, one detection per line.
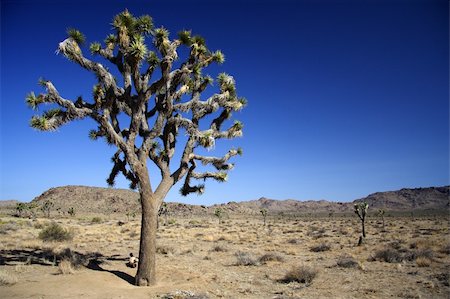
0 185 448 216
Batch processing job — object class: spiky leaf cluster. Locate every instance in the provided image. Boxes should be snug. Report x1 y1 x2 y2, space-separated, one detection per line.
67 28 85 44
354 202 369 220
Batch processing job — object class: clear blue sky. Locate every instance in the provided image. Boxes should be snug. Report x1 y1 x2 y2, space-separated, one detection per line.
1 0 448 204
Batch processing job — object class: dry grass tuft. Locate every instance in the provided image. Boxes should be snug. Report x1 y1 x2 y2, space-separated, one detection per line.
0 269 18 286
280 264 318 284
434 272 450 287
371 248 403 263
439 243 450 254
310 243 331 252
157 245 176 255
58 259 75 274
287 238 300 244
0 221 20 234
160 290 210 299
91 217 102 224
404 248 434 262
210 244 228 252
258 252 285 264
234 251 259 266
336 254 359 268
56 247 90 268
415 256 432 267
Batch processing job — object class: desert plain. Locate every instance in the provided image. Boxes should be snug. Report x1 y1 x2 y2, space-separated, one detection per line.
0 210 449 299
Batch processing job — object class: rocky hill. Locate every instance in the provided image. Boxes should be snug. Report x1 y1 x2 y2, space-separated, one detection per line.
2 185 446 217
354 186 449 211
212 198 352 216
0 200 19 208
32 186 141 216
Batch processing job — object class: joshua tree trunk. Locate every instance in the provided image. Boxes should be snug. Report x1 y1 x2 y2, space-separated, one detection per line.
136 190 158 286
134 166 172 286
361 219 366 238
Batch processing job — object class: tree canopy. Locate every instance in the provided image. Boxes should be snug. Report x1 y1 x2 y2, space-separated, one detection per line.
26 9 245 197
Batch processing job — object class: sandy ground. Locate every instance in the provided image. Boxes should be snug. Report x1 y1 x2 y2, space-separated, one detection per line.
0 215 449 298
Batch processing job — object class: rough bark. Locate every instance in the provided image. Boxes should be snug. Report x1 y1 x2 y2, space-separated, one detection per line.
361 218 366 238
135 168 158 286
135 191 158 286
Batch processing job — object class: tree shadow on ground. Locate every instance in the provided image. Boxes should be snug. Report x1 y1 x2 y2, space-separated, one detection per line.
0 248 134 285
87 259 135 285
0 248 63 266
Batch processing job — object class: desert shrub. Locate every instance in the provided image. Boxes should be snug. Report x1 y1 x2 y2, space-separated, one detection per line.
57 248 89 268
38 222 73 242
0 221 19 234
129 231 139 238
120 227 130 233
168 219 176 225
91 217 102 224
310 243 331 252
415 256 431 267
287 238 300 244
307 226 326 238
280 265 318 284
156 245 175 255
439 243 450 254
234 251 259 266
161 290 210 299
371 248 403 263
33 221 45 229
210 245 228 252
338 228 349 235
404 248 434 261
0 269 18 286
434 272 450 287
188 220 201 227
336 254 359 268
388 240 406 251
258 253 285 264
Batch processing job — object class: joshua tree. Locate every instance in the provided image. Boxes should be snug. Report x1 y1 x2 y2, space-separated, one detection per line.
26 203 38 218
214 208 223 224
157 202 169 227
354 202 368 245
126 210 137 222
377 208 385 231
15 203 28 218
68 207 76 217
26 10 244 286
260 208 268 226
41 200 54 218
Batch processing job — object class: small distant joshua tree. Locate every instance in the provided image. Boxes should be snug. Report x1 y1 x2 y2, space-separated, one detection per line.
126 210 137 222
26 10 244 286
68 207 76 217
15 203 28 218
41 200 54 218
377 209 385 231
158 202 169 227
260 208 268 226
214 208 223 224
27 203 38 218
354 202 368 245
